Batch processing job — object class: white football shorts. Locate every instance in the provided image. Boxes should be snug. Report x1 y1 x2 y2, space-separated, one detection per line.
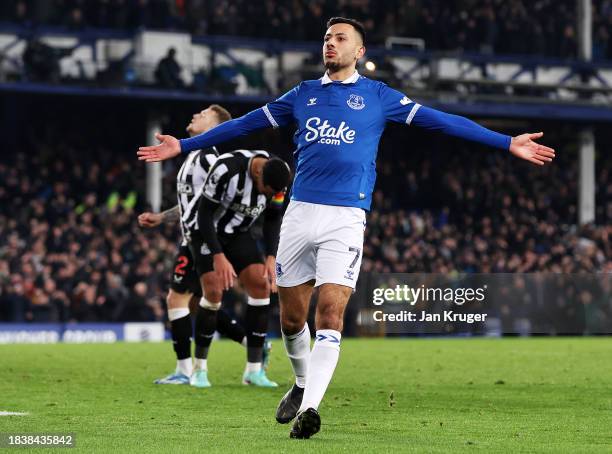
275 200 366 289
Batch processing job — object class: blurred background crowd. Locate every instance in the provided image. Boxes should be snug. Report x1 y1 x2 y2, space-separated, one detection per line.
2 0 612 59
0 136 174 323
0 1 609 330
363 130 611 274
0 113 609 323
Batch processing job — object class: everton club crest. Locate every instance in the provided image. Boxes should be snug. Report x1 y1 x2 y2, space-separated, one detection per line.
347 94 365 110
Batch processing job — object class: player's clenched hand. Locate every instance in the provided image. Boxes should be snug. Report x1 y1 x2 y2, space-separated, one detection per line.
138 212 162 228
213 253 237 290
137 133 181 162
509 132 556 166
263 255 277 294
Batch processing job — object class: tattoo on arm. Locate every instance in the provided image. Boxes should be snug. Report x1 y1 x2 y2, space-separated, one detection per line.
161 205 180 224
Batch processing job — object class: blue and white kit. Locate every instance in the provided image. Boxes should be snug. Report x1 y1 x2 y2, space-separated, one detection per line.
179 71 512 288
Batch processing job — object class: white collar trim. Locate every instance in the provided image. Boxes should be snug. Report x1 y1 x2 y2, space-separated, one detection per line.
321 70 360 85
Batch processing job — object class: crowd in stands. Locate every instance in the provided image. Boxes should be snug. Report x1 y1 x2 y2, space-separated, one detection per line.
2 0 612 59
362 135 612 274
0 148 176 323
0 124 610 324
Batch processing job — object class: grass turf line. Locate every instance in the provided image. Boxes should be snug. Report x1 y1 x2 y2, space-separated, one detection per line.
0 338 611 453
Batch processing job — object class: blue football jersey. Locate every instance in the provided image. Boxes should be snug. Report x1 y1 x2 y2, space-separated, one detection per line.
262 72 421 210
179 72 510 210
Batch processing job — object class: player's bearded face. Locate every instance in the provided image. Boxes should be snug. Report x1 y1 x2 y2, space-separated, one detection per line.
322 23 364 72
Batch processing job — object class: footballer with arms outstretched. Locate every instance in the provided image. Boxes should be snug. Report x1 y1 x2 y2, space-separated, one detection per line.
138 18 555 438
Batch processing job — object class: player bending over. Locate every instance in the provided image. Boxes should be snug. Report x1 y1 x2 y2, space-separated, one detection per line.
138 17 555 438
187 149 291 387
138 105 269 387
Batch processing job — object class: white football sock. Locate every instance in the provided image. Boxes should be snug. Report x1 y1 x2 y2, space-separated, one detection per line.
177 358 193 376
245 361 262 374
194 358 207 371
241 336 247 347
298 329 341 412
282 323 311 388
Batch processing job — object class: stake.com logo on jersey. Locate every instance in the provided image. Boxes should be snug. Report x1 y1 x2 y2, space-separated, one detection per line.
304 117 356 146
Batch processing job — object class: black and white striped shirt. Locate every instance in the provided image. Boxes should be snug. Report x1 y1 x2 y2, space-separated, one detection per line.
201 149 270 236
176 147 218 241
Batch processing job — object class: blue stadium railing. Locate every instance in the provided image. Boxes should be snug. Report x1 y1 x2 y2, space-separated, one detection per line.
1 26 612 122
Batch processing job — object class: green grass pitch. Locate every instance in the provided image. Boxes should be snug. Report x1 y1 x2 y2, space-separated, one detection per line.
1 338 611 453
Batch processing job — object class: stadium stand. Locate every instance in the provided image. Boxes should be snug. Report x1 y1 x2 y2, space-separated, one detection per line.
0 1 609 333
0 146 171 323
2 0 609 59
0 118 609 323
364 141 611 274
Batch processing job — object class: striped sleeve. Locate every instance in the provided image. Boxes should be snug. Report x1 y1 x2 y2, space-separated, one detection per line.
180 109 272 154
378 82 421 125
263 86 299 128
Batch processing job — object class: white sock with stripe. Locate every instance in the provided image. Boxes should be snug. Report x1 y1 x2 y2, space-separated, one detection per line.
282 323 311 388
298 329 341 412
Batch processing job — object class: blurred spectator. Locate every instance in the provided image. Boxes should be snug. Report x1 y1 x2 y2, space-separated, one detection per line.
1 0 602 59
2 275 30 322
22 39 63 83
11 0 32 28
114 282 157 321
64 6 85 31
362 143 611 274
0 136 176 323
154 47 183 89
0 119 610 324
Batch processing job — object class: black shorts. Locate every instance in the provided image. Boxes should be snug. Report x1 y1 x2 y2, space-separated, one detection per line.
169 244 202 295
188 230 265 277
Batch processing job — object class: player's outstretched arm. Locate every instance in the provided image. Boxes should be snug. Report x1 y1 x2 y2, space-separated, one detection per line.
509 132 555 166
137 107 276 163
411 106 555 166
137 134 180 163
